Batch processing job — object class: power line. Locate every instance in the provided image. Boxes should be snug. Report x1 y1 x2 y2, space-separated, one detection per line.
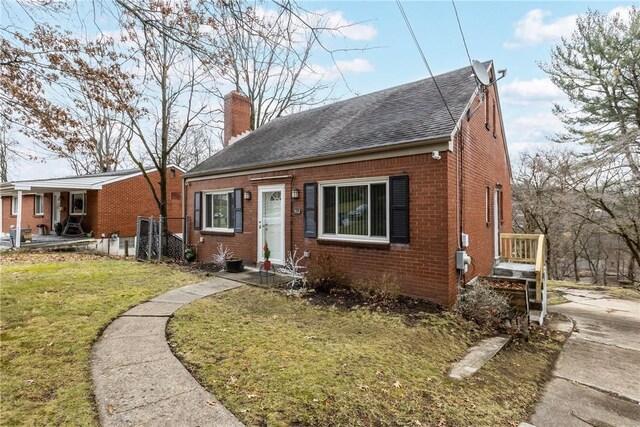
395 0 457 125
451 0 473 67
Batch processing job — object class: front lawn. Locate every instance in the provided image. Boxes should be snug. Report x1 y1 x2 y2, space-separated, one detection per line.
169 287 566 426
0 253 204 426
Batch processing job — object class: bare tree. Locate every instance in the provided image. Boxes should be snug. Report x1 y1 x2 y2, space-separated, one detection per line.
110 2 213 218
168 126 221 171
63 86 133 175
1 19 135 164
211 1 336 130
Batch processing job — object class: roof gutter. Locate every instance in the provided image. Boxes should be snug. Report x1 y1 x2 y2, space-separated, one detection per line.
183 135 451 180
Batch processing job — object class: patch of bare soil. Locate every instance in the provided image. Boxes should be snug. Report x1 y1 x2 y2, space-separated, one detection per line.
274 284 443 326
167 260 223 276
0 251 108 264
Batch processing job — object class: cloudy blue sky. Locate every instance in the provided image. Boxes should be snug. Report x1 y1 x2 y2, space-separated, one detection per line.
8 0 638 180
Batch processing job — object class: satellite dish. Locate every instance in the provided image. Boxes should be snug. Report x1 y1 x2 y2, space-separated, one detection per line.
471 60 491 86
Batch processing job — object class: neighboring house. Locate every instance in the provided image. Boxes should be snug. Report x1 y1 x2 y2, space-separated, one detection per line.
0 166 184 244
184 62 512 307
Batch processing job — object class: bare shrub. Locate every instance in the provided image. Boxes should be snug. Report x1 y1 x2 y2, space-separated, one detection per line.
457 285 512 330
352 273 401 303
306 251 345 293
212 243 234 269
277 245 308 290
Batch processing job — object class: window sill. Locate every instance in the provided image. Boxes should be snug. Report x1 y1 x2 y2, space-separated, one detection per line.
200 229 235 236
318 238 390 250
34 214 44 217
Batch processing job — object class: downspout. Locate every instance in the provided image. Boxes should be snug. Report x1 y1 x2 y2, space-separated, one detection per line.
182 177 187 246
289 175 295 257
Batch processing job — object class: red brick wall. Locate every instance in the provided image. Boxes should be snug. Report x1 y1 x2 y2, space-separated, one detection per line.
186 154 456 304
97 168 183 237
1 193 51 234
446 82 512 305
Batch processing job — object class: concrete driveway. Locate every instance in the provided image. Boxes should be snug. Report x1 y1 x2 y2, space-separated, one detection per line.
529 287 640 426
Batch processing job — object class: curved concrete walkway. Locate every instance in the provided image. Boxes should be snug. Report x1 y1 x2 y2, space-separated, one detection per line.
529 288 640 426
91 278 245 427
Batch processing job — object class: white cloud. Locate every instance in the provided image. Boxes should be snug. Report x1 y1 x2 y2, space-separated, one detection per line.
505 111 565 156
504 9 577 48
319 10 377 41
500 78 565 105
302 58 374 82
335 58 374 73
608 5 635 23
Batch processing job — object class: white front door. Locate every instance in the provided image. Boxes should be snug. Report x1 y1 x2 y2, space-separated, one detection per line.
52 193 61 228
257 185 285 265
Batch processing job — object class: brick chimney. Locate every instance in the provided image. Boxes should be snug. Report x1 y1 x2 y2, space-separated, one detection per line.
223 91 251 148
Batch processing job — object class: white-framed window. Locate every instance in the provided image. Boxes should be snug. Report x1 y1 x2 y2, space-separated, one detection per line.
203 190 234 232
11 195 18 215
34 194 44 215
70 192 86 215
319 178 389 242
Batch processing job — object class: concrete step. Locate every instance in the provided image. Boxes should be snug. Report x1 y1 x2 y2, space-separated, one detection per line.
449 335 512 380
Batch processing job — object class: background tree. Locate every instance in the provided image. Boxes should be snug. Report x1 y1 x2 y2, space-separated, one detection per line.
111 2 213 218
211 0 336 130
63 86 133 174
541 7 639 181
539 7 640 278
168 126 221 171
1 18 135 171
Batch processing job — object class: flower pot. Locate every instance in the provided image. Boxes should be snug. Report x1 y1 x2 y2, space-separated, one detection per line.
263 261 272 270
225 259 244 273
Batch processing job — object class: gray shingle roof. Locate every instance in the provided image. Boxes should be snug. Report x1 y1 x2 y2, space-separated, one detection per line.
187 62 485 177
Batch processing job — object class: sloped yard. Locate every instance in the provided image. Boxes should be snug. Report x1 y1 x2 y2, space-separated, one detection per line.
169 287 567 426
0 253 204 426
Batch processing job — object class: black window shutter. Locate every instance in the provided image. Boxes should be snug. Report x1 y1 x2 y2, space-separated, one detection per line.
194 192 202 230
304 183 318 238
228 192 235 229
389 176 410 244
233 188 243 233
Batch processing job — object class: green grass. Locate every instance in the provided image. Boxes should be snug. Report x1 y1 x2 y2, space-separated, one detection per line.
169 287 566 426
0 253 204 426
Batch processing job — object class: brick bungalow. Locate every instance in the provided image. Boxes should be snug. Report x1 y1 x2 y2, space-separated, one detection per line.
183 62 512 306
0 166 183 246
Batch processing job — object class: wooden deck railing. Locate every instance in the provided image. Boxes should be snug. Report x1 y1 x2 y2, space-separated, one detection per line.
499 233 546 301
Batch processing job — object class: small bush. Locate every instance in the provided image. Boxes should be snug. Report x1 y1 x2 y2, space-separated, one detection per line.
306 251 345 292
457 284 512 330
212 242 234 268
352 273 401 303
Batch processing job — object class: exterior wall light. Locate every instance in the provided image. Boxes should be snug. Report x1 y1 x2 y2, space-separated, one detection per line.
243 191 251 200
291 188 300 199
